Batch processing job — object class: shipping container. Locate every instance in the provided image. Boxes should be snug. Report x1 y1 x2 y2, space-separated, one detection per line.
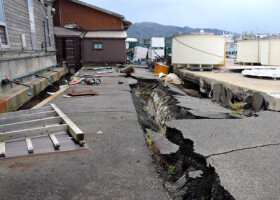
172 34 226 67
260 39 280 66
237 39 280 66
237 40 260 64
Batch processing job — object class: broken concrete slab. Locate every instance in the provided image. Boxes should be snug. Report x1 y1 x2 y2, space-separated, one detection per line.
252 92 264 111
147 129 179 156
225 89 233 105
164 83 187 96
166 111 280 199
166 111 280 157
188 170 203 179
186 110 232 119
174 95 233 119
212 84 222 102
207 145 280 200
220 86 227 104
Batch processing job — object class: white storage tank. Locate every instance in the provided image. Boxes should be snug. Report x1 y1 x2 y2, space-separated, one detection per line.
151 37 165 48
237 40 260 64
172 34 226 68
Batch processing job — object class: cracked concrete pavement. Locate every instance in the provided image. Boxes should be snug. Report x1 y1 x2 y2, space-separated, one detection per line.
0 67 170 200
166 111 280 199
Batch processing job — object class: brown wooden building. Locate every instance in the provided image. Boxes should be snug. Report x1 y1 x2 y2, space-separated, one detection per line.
53 0 131 65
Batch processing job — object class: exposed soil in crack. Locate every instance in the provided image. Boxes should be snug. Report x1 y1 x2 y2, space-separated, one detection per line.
130 77 235 200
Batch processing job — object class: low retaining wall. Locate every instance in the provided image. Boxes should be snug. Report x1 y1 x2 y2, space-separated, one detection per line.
0 66 67 113
175 69 280 112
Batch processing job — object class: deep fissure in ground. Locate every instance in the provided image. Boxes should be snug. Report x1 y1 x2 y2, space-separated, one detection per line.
130 79 234 200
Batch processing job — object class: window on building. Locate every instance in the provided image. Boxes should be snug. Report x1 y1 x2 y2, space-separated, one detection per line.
0 0 9 46
27 0 37 50
93 42 103 50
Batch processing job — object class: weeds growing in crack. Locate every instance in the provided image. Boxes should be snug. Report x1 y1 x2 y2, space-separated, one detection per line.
167 165 176 180
229 100 246 115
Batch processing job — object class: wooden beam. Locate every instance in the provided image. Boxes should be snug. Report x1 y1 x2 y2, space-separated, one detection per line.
50 104 85 146
49 134 60 150
0 124 68 141
0 117 63 133
0 111 58 126
0 106 53 120
32 86 69 109
0 141 5 157
25 137 34 153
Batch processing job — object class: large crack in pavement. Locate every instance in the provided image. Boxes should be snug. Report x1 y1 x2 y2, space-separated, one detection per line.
129 70 280 200
129 77 236 200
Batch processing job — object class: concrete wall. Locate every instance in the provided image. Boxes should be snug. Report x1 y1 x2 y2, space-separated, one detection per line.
0 53 57 93
81 39 126 63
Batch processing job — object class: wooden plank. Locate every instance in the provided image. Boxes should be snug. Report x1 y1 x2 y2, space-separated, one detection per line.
0 106 53 120
49 134 60 150
0 124 68 141
25 137 34 153
32 86 69 109
0 111 58 126
0 141 5 157
50 104 85 146
0 117 63 133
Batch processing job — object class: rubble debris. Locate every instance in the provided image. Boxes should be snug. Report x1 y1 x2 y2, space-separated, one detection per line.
188 170 203 179
165 73 182 85
147 129 179 156
97 131 103 135
120 66 134 76
66 90 100 96
158 72 167 78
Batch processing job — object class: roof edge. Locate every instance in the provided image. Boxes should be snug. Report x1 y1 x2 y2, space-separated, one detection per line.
69 0 126 20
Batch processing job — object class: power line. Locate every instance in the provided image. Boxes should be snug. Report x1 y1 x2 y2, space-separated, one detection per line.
173 37 224 58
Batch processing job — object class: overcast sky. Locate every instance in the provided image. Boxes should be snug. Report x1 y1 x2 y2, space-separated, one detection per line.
81 0 280 33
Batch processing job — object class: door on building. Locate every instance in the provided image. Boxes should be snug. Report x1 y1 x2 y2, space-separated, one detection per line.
66 40 75 66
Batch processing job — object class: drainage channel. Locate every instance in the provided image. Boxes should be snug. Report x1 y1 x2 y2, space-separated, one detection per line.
17 73 71 110
130 78 236 200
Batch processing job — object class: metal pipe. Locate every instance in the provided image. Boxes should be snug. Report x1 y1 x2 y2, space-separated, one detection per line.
4 64 59 81
5 76 33 96
34 74 53 86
